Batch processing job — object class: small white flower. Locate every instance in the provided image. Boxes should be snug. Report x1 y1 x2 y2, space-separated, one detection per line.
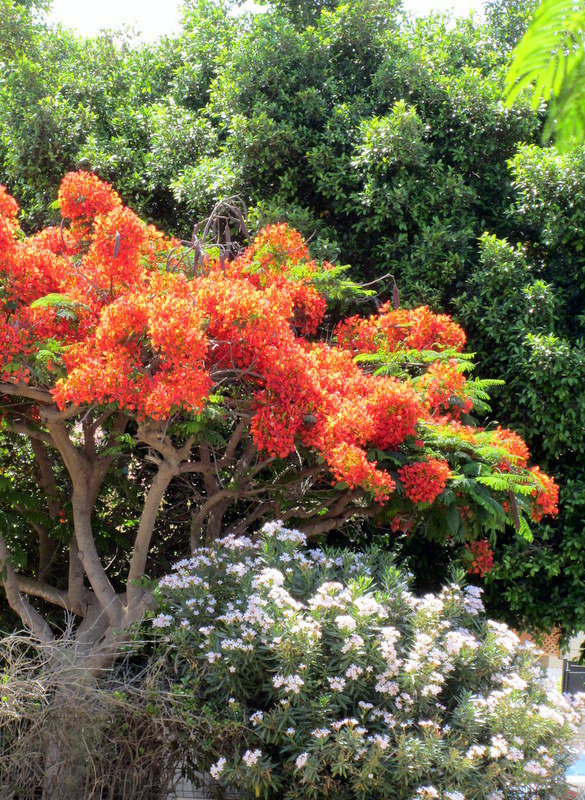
416 787 438 798
335 614 357 631
151 613 173 628
417 595 444 614
372 733 390 750
524 761 547 776
295 752 309 769
346 664 363 680
273 673 304 694
466 745 486 760
242 749 262 767
501 673 527 691
489 735 508 759
508 747 524 762
209 757 226 780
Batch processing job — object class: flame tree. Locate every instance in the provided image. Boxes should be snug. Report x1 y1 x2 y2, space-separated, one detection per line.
0 171 558 659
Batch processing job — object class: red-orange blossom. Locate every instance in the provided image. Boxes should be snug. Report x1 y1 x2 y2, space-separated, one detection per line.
0 172 558 559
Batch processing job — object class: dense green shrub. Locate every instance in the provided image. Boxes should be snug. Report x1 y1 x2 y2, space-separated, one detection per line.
0 0 541 301
453 145 585 639
1 0 539 255
154 522 580 800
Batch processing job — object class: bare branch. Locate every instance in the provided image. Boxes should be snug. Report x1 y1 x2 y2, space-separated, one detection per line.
87 408 116 433
0 381 55 405
178 460 207 474
68 537 88 615
0 533 54 642
6 422 53 445
190 489 235 549
218 417 249 467
30 438 61 519
137 422 193 465
226 501 274 537
126 465 176 614
300 505 376 539
43 413 124 625
15 576 70 611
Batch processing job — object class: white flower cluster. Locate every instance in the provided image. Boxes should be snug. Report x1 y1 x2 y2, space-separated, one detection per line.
209 757 226 780
152 520 580 800
335 614 356 631
444 628 478 654
252 567 285 590
308 581 352 611
463 584 485 616
242 749 262 767
273 673 305 694
151 613 173 628
487 620 520 653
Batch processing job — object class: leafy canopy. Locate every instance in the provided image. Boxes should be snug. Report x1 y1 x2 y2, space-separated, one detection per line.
0 172 558 576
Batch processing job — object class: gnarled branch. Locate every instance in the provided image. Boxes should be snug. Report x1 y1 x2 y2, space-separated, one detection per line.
0 533 54 642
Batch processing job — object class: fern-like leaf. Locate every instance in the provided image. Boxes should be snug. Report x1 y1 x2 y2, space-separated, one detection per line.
506 0 585 148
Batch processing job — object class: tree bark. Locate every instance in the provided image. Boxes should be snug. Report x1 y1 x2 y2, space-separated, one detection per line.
42 734 90 800
126 464 175 613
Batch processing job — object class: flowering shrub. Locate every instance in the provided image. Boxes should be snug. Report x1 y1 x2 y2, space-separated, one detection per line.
154 522 580 800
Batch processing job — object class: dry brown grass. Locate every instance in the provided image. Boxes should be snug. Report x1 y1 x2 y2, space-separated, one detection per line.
0 630 189 800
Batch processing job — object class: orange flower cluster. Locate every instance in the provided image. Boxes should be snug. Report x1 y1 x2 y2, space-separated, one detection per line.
465 539 494 577
58 170 122 221
84 206 147 289
419 360 473 418
0 172 562 526
0 186 20 256
335 304 466 355
327 443 396 502
529 465 559 522
237 223 310 273
229 224 329 336
52 287 212 418
31 226 79 257
491 426 530 471
0 316 33 383
398 459 451 504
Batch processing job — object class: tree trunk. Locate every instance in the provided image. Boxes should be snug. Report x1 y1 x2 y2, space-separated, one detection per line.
27 625 112 799
38 661 105 800
36 630 169 800
42 736 90 800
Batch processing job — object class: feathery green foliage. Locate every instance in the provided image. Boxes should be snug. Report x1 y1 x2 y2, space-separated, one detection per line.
506 0 585 148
